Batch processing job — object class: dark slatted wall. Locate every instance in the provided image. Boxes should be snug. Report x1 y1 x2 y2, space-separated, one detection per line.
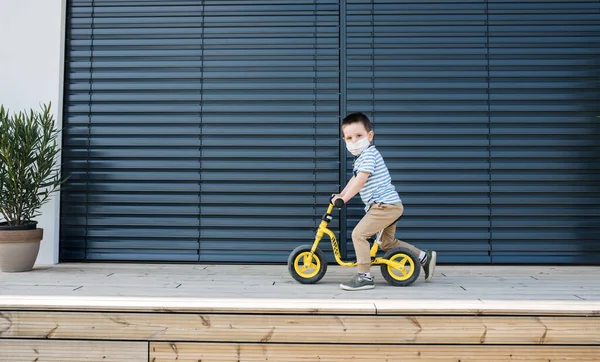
62 1 210 261
61 0 600 264
198 0 340 262
60 0 340 262
488 0 600 263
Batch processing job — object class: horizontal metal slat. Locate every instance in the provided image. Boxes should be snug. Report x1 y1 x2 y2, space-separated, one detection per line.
62 114 341 125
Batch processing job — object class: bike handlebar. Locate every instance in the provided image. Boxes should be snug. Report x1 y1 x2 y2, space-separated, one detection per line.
333 198 345 209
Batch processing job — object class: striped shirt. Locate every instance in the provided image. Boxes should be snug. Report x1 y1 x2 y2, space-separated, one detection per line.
353 145 401 211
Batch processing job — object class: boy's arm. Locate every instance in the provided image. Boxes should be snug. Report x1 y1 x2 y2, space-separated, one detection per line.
331 175 355 201
338 175 355 196
338 172 369 203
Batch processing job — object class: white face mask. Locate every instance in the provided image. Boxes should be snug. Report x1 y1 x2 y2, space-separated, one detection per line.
345 137 370 156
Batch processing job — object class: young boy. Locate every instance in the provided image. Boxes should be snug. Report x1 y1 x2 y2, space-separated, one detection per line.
332 112 437 291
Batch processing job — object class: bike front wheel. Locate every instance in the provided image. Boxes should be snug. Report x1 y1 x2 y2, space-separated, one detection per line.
287 245 328 284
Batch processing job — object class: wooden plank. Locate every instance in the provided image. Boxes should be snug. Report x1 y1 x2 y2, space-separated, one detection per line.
1 311 598 345
0 296 376 315
374 299 600 316
0 339 147 361
1 295 598 316
150 343 600 362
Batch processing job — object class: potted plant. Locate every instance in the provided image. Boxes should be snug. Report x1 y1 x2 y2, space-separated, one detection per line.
0 102 66 272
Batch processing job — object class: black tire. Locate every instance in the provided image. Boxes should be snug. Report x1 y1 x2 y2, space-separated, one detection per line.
287 245 328 284
380 247 421 286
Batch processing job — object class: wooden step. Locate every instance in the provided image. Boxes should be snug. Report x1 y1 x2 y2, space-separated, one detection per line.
4 340 599 362
1 311 599 345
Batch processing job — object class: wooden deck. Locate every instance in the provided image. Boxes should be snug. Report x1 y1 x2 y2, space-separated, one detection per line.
1 263 599 361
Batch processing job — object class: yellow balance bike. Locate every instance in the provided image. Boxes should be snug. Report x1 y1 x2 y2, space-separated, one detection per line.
287 197 420 286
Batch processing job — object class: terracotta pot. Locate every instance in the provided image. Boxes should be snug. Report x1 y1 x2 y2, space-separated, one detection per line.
0 226 43 272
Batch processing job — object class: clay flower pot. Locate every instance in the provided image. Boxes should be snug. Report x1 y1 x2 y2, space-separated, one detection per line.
0 222 43 272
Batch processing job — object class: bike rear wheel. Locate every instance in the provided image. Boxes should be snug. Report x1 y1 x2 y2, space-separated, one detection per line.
380 247 420 286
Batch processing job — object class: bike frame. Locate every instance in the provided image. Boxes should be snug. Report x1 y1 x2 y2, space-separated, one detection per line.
305 203 407 270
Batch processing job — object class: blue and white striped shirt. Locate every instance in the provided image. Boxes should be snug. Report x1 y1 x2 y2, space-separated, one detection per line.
353 145 401 211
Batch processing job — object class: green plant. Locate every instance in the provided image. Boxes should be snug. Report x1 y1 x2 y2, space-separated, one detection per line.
0 102 67 226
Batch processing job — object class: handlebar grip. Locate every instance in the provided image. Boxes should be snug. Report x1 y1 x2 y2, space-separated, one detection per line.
334 198 345 208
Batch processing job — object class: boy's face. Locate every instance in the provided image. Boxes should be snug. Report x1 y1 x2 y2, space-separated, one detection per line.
342 122 374 144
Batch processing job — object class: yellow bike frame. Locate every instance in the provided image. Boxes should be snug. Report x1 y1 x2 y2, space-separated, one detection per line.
304 203 408 271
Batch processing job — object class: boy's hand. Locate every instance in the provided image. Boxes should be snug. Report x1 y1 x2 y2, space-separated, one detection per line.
331 194 343 203
331 194 346 208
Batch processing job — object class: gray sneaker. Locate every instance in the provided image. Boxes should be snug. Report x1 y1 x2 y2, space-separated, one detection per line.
422 250 437 282
340 274 375 291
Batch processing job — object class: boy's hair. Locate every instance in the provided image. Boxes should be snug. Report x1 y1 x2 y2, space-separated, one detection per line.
342 112 372 133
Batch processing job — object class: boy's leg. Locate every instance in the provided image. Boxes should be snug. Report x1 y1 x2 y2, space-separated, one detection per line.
340 203 403 291
379 204 437 282
352 203 403 274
